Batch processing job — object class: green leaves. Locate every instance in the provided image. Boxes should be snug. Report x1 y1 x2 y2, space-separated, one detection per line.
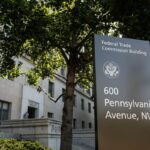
0 2 112 149
105 0 150 40
0 0 112 87
0 64 21 80
26 70 41 86
32 48 66 80
0 139 52 150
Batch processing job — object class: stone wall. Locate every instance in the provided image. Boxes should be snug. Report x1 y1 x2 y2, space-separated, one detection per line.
0 118 61 149
0 119 95 150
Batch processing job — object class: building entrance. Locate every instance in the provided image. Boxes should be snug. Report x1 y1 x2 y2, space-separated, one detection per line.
28 106 36 118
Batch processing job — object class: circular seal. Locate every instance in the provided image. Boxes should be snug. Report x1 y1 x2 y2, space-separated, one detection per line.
103 61 120 79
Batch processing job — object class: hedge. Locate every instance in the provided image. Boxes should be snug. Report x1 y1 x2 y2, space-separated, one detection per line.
0 139 52 150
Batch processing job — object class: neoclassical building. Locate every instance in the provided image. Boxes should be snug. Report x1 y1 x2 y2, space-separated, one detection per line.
0 56 95 130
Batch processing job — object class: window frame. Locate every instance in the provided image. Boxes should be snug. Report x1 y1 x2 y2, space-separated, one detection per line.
48 81 54 98
88 102 91 113
73 118 76 129
81 98 84 110
0 100 10 121
82 120 85 129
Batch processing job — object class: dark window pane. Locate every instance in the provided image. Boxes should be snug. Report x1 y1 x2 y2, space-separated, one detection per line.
88 103 91 113
86 89 91 95
48 112 54 118
81 99 84 110
82 121 85 129
89 122 92 129
73 118 76 129
28 106 36 118
48 81 54 97
0 101 9 121
61 67 65 76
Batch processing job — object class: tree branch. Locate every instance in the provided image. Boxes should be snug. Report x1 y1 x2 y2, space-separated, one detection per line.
55 93 65 102
37 86 57 103
37 86 65 103
58 46 70 65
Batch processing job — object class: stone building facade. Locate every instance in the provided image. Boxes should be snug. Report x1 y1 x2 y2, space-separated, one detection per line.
0 56 95 130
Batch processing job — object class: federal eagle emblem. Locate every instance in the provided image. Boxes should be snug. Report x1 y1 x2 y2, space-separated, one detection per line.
103 61 120 79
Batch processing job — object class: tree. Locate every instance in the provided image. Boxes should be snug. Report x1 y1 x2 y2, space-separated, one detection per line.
102 0 150 40
0 0 111 150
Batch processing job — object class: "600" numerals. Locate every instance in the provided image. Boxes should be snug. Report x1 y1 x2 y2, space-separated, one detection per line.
104 87 119 95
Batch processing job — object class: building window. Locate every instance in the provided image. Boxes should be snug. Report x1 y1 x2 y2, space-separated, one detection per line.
89 122 92 129
82 121 85 129
60 67 65 76
73 118 76 129
28 106 37 118
79 85 83 90
0 101 10 121
86 89 91 95
88 103 91 113
48 81 54 97
26 100 39 119
48 112 54 118
81 99 84 110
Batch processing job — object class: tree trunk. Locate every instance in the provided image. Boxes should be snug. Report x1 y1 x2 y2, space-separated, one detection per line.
60 66 76 150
